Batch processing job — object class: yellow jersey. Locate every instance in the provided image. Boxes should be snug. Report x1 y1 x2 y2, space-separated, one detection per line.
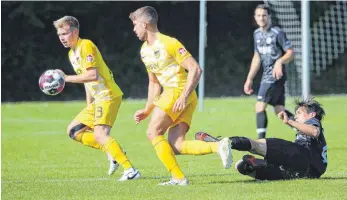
68 38 123 101
140 33 192 90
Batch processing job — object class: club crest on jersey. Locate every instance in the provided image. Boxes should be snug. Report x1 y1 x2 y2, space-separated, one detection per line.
153 49 160 59
266 37 272 44
86 55 94 63
178 48 187 56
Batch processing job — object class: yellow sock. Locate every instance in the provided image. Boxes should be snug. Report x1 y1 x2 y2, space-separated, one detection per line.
152 135 185 180
75 132 106 152
180 140 218 155
104 137 132 170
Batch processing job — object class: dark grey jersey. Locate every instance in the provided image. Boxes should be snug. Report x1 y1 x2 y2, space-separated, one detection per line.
253 26 292 83
294 118 327 175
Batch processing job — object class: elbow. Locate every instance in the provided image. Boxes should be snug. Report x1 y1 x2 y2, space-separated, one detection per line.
312 128 320 138
89 72 98 81
288 49 295 61
196 66 203 79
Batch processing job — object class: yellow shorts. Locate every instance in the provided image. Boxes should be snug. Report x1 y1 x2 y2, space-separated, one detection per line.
74 96 122 128
154 88 198 128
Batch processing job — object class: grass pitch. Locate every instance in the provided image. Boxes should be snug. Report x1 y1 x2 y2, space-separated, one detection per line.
2 96 347 200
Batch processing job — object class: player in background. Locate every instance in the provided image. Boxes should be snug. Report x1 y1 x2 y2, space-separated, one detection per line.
130 6 232 186
244 4 295 139
197 98 327 180
53 16 140 181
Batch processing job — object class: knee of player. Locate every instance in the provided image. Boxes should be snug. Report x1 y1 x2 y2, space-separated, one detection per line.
255 102 267 112
146 127 165 140
168 140 182 154
67 124 86 139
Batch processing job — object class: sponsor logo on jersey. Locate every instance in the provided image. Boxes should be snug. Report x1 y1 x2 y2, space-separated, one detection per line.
257 46 273 54
86 55 94 62
178 48 187 56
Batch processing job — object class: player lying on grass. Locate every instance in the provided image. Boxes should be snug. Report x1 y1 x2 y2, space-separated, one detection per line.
196 98 327 180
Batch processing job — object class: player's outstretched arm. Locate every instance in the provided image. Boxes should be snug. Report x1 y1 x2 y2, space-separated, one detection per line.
172 57 202 113
244 52 261 94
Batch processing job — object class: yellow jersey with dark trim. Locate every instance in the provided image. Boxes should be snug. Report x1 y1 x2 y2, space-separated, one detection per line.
140 33 192 90
68 38 123 100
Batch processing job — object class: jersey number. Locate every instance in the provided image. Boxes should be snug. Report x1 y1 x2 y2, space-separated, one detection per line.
95 106 103 118
321 145 328 164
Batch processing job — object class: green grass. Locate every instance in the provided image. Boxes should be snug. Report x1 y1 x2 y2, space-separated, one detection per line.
2 96 347 200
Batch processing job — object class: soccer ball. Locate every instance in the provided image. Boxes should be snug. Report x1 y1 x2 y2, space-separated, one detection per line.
39 69 65 95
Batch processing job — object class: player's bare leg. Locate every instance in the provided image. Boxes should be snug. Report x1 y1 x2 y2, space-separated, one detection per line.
147 107 188 186
67 120 104 150
169 124 232 169
67 120 119 175
94 125 140 181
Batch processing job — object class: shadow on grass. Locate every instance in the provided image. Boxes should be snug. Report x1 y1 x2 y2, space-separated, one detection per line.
205 176 347 184
320 176 347 180
140 173 236 180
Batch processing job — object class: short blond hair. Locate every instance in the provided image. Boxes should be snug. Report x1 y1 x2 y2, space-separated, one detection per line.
129 6 158 24
53 16 79 30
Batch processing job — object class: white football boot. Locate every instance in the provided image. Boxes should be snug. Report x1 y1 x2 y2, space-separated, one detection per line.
108 160 119 176
118 168 141 181
218 137 233 169
157 178 189 186
107 153 119 175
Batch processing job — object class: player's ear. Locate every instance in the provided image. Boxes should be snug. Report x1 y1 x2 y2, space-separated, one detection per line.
309 112 317 118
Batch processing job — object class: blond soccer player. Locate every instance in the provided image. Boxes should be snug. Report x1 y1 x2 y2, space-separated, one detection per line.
130 6 232 186
53 16 140 181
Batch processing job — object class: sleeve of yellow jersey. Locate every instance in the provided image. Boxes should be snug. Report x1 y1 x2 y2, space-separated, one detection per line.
169 38 192 64
81 40 97 70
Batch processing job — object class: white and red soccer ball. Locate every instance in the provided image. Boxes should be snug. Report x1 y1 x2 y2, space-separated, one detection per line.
39 69 65 95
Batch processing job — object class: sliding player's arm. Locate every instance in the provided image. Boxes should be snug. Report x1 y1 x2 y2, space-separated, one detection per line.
287 120 320 138
278 111 320 138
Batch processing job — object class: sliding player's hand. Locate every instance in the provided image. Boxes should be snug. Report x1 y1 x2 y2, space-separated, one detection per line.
273 60 283 80
244 79 253 95
173 95 187 113
134 109 149 124
277 111 289 124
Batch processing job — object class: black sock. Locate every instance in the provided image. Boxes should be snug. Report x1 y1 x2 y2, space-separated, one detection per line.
229 136 252 151
256 111 268 139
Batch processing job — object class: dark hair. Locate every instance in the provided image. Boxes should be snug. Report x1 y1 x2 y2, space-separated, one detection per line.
294 98 326 121
255 4 271 15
